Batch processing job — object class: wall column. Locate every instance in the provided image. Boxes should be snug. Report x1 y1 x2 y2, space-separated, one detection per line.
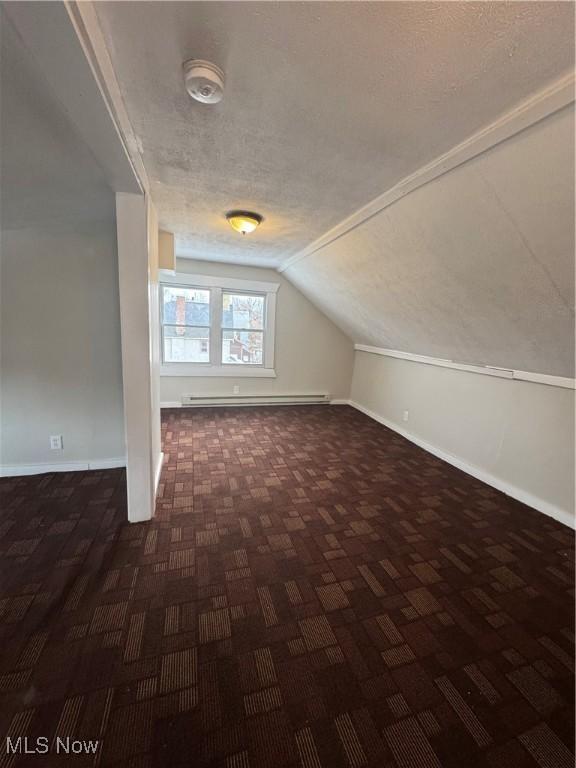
116 192 161 522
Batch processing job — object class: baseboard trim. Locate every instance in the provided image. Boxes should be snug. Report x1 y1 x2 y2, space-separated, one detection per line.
345 399 574 530
0 457 126 478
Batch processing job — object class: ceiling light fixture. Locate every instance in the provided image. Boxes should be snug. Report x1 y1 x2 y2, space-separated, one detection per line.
183 59 225 104
226 211 263 235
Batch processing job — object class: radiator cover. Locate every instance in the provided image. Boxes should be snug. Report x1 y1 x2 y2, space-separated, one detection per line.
180 393 329 407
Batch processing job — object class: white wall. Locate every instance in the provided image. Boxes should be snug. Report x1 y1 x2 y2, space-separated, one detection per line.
0 223 125 469
115 193 161 521
350 350 575 526
147 201 162 487
160 259 354 403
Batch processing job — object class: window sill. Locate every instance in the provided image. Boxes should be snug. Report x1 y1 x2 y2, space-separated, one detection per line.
160 364 277 378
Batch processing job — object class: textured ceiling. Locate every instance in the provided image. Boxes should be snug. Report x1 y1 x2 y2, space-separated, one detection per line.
286 105 575 377
0 10 114 231
94 1 574 267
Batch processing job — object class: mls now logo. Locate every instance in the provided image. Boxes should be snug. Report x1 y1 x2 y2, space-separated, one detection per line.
55 737 99 754
6 736 99 755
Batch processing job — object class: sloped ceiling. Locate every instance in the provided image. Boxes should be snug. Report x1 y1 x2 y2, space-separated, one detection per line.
0 9 114 231
93 1 574 267
285 105 575 377
91 1 574 376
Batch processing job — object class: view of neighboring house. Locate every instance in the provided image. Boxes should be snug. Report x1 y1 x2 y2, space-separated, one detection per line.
162 287 210 362
162 287 264 364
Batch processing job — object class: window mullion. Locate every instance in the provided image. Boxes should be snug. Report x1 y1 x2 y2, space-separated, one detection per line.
264 292 275 368
210 287 222 365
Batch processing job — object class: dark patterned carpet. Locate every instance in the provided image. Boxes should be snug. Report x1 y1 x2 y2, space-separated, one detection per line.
0 405 574 768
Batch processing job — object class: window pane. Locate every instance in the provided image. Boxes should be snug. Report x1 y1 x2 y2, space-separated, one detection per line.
222 293 264 330
162 286 210 326
163 325 209 363
222 330 263 365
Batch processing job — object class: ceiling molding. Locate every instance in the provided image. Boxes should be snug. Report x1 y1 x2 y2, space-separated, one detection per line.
355 345 576 390
279 71 575 274
64 0 150 194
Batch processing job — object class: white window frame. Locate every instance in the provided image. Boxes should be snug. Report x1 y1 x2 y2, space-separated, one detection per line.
160 272 279 377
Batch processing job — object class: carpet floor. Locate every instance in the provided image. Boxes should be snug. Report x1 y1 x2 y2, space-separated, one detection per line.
0 405 573 768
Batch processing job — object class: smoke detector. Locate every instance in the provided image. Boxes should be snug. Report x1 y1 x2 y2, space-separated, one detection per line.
183 59 225 104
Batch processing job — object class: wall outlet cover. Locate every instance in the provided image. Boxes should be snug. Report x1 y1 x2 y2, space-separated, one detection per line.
50 435 63 450
402 410 409 422
233 385 240 394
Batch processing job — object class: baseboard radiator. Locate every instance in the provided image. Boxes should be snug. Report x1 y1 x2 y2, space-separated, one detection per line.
178 393 330 407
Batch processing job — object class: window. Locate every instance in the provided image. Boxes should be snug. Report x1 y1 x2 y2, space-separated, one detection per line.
161 286 210 363
222 292 265 365
160 274 278 377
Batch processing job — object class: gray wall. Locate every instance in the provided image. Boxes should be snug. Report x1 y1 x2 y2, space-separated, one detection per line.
0 10 125 472
280 103 575 525
351 350 575 524
0 224 125 468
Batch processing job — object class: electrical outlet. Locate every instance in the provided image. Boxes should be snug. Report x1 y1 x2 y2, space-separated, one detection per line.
233 385 240 394
402 410 409 423
50 435 63 450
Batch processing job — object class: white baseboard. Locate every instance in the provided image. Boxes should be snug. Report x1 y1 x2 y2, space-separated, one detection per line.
90 458 126 470
345 399 574 530
0 457 126 478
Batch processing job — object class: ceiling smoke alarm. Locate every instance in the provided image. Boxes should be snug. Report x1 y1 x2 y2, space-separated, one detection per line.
183 59 225 104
